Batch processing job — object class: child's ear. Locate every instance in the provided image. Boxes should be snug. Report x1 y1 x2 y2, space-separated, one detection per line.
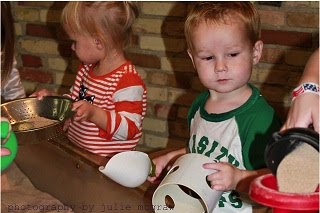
187 49 196 69
93 37 104 50
252 40 263 65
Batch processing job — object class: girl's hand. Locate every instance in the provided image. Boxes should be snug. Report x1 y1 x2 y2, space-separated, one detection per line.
30 89 55 100
72 100 95 122
203 162 243 191
63 118 72 132
281 93 319 132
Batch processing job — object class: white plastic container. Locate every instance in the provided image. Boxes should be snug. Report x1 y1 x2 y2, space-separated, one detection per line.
152 153 222 213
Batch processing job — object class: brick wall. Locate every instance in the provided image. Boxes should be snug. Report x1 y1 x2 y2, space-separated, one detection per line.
11 1 319 151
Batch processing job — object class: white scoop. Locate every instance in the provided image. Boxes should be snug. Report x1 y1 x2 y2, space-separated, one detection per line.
99 151 155 188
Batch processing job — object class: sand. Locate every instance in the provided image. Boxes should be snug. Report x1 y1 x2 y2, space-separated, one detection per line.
12 117 59 131
276 143 319 193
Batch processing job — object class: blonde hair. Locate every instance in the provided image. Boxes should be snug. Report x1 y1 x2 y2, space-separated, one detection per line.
185 2 261 52
61 1 139 50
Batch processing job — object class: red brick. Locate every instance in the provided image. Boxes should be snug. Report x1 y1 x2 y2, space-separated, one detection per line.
287 12 319 28
162 21 185 37
26 24 55 38
17 2 54 7
259 10 285 27
260 48 285 64
167 73 192 89
282 1 309 8
58 43 73 57
131 35 139 46
169 90 197 107
154 104 177 120
260 85 288 103
177 106 189 119
19 68 54 83
168 120 189 139
17 1 67 8
191 77 206 92
56 26 70 40
285 50 312 66
261 30 312 48
148 72 168 86
126 52 161 69
21 54 43 67
145 104 154 117
50 2 68 8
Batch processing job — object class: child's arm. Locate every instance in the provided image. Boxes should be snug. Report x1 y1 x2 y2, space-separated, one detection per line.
71 101 110 133
148 147 186 183
281 49 319 132
203 162 269 193
99 72 146 140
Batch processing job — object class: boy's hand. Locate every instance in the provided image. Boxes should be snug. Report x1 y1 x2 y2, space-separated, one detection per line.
72 100 95 122
203 162 243 191
148 148 186 184
30 89 54 100
147 154 171 183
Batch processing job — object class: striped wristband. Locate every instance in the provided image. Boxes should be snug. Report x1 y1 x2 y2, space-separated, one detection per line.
292 82 319 101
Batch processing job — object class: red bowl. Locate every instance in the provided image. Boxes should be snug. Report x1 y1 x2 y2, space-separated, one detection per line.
249 174 319 211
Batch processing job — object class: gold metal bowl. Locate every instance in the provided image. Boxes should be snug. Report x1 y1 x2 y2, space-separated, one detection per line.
1 96 74 144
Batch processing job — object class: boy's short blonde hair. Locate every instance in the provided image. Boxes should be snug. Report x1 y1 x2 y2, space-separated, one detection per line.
61 1 138 50
185 2 261 52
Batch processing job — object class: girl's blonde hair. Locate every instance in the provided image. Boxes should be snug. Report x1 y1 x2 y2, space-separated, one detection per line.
61 1 138 50
185 2 261 52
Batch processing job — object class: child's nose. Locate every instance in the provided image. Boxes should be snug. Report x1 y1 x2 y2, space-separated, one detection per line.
214 59 227 73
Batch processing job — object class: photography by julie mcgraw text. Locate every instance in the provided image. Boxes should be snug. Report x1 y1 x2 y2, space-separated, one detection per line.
6 202 174 212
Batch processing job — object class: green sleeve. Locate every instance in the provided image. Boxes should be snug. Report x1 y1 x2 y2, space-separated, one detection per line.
237 101 282 170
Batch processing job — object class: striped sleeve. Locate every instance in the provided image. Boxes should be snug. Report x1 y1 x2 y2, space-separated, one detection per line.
99 71 146 140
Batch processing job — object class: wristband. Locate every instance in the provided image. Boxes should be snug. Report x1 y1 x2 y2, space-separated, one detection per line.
292 82 319 101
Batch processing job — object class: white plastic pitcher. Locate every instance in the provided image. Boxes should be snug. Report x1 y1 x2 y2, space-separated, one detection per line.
99 151 155 188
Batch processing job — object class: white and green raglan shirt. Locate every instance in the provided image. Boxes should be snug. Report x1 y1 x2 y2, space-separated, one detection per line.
187 84 282 213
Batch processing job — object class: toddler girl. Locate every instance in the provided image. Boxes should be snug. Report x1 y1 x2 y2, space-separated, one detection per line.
33 2 147 157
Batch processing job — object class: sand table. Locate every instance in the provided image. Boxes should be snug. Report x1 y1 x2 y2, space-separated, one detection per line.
1 163 73 212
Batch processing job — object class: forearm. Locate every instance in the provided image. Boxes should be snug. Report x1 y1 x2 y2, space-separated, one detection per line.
89 106 108 130
236 168 270 193
166 147 187 161
298 49 319 85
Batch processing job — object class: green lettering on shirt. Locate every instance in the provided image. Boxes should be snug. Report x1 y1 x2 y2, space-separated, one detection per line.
229 191 243 208
204 140 219 157
228 155 240 167
216 146 228 161
190 134 240 168
197 136 209 154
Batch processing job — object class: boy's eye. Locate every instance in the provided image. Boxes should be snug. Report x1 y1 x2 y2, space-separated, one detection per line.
203 56 214 60
228 52 239 57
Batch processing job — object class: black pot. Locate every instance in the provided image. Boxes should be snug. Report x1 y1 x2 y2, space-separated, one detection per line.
265 128 319 176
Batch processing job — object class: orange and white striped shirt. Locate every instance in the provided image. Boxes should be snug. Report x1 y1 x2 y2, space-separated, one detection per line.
66 61 147 157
